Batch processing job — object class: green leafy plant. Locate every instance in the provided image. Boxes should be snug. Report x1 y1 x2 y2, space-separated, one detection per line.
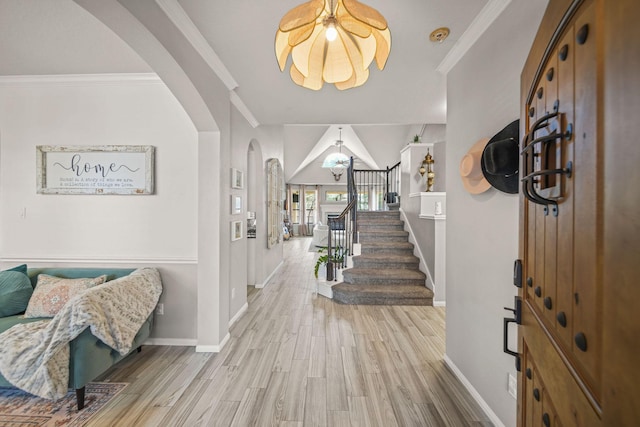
314 246 348 278
413 134 421 143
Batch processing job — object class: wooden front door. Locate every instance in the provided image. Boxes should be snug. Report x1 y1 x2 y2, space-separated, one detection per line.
516 0 640 425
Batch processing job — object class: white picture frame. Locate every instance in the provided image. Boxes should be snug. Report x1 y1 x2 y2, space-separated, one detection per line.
231 194 243 215
231 168 244 189
36 145 155 195
231 220 243 241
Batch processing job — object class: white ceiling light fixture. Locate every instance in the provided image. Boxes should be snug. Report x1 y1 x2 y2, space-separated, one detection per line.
275 0 391 91
322 127 350 180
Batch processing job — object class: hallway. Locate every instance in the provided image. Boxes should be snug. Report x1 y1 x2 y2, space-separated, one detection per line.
93 237 492 426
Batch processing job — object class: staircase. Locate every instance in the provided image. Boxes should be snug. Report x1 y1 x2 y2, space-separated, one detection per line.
332 211 434 305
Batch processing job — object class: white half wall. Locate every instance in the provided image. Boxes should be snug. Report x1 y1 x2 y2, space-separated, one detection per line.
0 75 198 341
444 0 548 426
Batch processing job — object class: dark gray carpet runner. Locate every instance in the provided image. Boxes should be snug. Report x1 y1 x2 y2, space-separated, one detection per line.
332 211 434 305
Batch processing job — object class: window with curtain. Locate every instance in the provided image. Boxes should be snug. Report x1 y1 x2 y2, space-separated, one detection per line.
304 190 317 225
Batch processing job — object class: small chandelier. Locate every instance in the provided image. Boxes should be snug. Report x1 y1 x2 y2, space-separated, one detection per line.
322 127 349 180
275 0 391 90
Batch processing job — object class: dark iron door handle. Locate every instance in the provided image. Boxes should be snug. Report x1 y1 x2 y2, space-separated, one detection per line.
503 296 522 371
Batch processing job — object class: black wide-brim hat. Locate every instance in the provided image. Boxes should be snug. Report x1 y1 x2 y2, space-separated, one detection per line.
481 119 520 194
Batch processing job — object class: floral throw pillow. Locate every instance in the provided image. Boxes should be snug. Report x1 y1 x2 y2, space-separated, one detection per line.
24 274 108 318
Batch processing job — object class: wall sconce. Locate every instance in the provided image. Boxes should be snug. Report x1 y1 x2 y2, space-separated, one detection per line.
419 149 435 192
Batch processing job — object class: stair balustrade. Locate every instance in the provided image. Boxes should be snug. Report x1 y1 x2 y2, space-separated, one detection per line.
326 158 402 281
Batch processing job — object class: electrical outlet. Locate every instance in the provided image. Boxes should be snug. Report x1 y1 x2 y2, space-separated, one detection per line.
156 303 164 315
231 288 236 299
508 373 517 399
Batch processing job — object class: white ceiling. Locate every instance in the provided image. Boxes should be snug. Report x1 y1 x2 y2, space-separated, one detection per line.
0 0 504 175
0 0 152 75
0 0 495 126
177 0 489 125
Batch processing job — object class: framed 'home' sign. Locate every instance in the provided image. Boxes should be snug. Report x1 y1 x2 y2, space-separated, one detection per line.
36 145 155 195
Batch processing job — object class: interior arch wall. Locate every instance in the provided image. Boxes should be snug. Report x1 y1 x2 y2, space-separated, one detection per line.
75 0 229 350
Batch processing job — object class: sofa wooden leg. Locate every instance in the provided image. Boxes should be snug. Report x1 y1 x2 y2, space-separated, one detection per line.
137 346 142 353
76 387 85 410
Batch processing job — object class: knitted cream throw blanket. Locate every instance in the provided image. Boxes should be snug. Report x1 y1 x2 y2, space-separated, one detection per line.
0 268 162 400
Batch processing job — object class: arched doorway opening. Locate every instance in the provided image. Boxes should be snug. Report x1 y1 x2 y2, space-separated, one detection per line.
246 140 263 291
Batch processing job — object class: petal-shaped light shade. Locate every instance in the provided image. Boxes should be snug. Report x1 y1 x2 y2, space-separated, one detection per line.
279 0 325 32
275 0 391 90
343 0 388 31
322 152 350 168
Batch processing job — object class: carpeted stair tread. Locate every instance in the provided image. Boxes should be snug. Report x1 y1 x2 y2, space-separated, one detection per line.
359 230 409 239
329 210 433 306
343 267 425 278
360 241 415 252
358 211 400 217
358 222 404 232
353 253 419 269
354 253 418 262
332 283 433 305
358 217 403 223
358 219 404 224
342 268 425 285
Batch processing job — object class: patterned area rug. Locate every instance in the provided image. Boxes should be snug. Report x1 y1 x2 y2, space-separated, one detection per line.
0 382 127 427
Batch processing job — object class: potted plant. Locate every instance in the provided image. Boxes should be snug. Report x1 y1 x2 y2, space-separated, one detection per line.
413 134 421 143
314 247 348 279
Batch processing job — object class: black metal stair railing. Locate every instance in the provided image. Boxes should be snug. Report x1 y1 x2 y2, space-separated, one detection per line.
352 161 400 210
326 157 357 281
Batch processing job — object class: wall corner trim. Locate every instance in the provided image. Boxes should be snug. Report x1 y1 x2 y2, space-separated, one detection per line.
399 208 435 290
229 302 249 327
436 0 513 75
143 338 197 346
256 260 284 289
443 355 507 427
230 91 259 128
155 0 237 90
196 332 230 353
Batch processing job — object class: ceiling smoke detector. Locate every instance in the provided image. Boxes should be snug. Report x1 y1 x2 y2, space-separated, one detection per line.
430 27 450 43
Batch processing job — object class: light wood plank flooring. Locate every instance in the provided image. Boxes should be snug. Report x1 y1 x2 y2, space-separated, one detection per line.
92 237 492 426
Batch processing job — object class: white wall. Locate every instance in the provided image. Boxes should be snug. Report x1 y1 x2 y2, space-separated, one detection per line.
0 76 198 342
433 141 447 192
284 124 418 185
283 125 329 183
445 0 547 425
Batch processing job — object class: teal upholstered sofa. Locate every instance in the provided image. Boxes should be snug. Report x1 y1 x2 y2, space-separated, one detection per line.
0 267 154 409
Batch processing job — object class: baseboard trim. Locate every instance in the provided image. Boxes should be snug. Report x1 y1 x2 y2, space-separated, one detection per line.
443 355 506 427
316 279 334 299
229 302 248 327
256 260 284 289
399 208 435 290
195 332 230 353
143 338 197 346
433 300 446 307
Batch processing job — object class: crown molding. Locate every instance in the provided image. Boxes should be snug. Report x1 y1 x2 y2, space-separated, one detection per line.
0 73 162 87
231 90 260 128
155 0 261 127
155 0 237 91
436 0 512 75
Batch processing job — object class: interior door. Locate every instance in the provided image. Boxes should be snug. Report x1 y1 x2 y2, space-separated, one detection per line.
515 0 640 425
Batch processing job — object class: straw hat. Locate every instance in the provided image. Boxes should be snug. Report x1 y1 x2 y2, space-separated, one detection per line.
459 137 491 194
